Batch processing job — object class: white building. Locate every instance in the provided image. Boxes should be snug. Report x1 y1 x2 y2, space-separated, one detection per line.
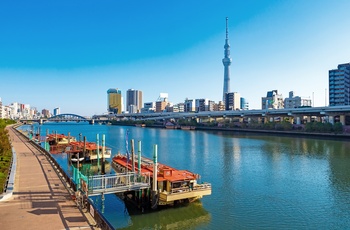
284 91 312 109
141 102 155 113
261 90 284 109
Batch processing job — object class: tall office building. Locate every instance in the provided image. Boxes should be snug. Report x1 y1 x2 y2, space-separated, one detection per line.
53 107 60 116
225 92 240 110
240 97 249 110
329 63 350 106
126 89 143 113
195 98 209 112
222 17 232 101
42 109 50 118
184 99 195 112
107 88 123 114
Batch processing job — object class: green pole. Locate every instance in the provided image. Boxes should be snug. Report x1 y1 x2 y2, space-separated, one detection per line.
138 140 142 201
102 134 105 174
138 140 141 173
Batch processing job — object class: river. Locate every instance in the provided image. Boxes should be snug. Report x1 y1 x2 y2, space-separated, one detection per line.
20 122 350 229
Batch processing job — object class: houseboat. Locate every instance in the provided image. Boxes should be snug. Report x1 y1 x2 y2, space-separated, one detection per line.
66 141 112 163
112 154 211 207
47 133 76 145
46 133 76 154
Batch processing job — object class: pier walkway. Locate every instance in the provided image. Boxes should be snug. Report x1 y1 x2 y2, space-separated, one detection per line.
0 126 96 230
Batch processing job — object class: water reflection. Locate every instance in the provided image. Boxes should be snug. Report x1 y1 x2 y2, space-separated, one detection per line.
18 124 350 229
120 202 210 230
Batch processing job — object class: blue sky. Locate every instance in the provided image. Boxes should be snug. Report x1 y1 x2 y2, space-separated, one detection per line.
1 0 350 116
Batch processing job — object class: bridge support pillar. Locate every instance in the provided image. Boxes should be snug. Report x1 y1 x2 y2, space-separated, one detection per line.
339 115 345 125
89 119 95 125
316 116 321 122
39 119 43 125
208 116 212 123
328 116 334 124
307 116 311 123
290 117 294 124
258 117 262 124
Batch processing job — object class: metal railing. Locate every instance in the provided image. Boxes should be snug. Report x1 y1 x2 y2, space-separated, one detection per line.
86 172 150 196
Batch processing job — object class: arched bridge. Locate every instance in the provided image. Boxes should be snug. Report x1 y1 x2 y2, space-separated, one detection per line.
48 113 88 122
21 113 96 125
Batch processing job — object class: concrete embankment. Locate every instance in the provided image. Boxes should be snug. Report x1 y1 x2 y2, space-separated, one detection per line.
194 126 350 140
129 123 350 140
0 126 96 230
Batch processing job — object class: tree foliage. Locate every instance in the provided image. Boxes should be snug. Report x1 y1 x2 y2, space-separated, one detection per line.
0 119 15 193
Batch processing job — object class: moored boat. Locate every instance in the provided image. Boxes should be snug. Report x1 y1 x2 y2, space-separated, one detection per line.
46 133 76 145
112 154 211 207
66 141 112 162
46 133 77 154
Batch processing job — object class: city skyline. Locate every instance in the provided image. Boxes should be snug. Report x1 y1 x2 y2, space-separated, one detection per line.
1 1 350 116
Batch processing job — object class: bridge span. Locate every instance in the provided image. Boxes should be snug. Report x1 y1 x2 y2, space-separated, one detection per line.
115 105 350 125
21 113 95 124
20 106 350 125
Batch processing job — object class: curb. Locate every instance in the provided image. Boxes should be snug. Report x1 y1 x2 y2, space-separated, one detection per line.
0 147 16 202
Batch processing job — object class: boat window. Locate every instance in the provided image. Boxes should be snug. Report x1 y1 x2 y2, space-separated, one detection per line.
172 182 181 188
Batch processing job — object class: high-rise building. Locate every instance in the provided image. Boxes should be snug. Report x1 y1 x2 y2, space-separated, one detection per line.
225 92 240 110
42 109 50 118
329 63 350 106
107 88 123 114
184 99 195 112
222 17 232 101
126 89 143 113
155 101 167 113
208 100 215 111
195 98 209 112
53 107 60 116
261 90 284 109
240 97 249 110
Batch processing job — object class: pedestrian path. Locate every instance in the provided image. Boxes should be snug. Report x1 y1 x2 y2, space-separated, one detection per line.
0 126 95 230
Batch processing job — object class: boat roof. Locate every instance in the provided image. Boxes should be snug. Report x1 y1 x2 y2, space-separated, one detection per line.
113 154 198 182
68 141 110 151
46 134 70 139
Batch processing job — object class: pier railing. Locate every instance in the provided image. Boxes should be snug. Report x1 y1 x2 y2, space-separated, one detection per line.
86 172 151 196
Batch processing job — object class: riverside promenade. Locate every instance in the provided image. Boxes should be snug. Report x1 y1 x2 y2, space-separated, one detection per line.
0 126 96 230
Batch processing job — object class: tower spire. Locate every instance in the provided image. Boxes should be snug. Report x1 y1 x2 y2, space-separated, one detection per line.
222 17 232 102
226 16 229 40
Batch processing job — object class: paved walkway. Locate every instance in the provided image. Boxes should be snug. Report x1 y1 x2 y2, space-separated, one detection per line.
0 126 95 230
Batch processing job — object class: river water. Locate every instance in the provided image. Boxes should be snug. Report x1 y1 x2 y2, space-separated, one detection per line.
21 123 350 229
